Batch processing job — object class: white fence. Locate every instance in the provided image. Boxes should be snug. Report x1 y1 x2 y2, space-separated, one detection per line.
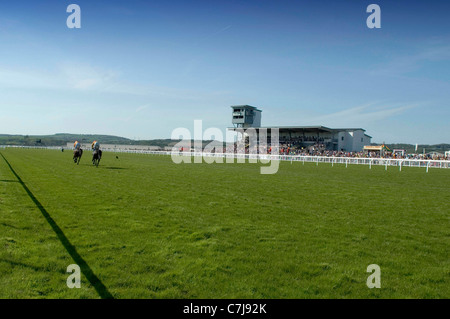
111 150 450 171
0 145 64 150
179 152 449 171
1 145 449 171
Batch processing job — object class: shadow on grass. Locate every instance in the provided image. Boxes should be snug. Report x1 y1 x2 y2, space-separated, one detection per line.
0 152 114 299
0 258 50 272
0 179 19 183
0 222 20 229
73 163 126 170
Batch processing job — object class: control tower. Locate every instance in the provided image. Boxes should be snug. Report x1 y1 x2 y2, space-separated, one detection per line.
231 105 262 128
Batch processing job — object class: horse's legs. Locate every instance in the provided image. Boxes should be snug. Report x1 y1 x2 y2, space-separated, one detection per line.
97 152 101 166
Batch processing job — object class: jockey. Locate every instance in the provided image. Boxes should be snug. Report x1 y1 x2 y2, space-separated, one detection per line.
74 141 81 150
92 140 100 151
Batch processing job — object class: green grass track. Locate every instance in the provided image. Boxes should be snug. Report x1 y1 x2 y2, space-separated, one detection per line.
0 148 448 298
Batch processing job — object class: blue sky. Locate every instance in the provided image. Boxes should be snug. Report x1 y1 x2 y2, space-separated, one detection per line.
0 0 449 144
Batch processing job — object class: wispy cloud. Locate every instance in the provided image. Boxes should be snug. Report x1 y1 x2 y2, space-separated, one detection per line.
0 62 229 102
59 63 117 90
215 25 232 34
302 102 420 127
370 44 450 78
0 67 58 89
199 24 232 43
135 105 148 113
120 105 151 123
178 24 232 79
0 63 118 92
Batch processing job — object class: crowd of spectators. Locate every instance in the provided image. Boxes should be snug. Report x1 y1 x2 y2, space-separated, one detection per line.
277 136 326 147
208 142 449 160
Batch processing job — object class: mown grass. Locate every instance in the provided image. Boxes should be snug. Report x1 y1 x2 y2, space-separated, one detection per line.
0 148 449 299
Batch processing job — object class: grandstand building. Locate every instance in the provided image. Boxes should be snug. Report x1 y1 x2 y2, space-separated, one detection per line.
231 105 262 128
228 105 372 152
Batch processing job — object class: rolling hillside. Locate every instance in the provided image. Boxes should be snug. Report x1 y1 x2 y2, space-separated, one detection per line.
0 133 448 153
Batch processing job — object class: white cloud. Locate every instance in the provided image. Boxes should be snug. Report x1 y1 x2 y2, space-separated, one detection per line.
0 63 125 93
0 67 60 89
302 102 420 127
58 63 117 90
370 44 450 78
135 105 148 113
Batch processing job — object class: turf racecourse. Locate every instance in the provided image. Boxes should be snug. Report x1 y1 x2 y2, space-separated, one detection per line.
0 148 448 299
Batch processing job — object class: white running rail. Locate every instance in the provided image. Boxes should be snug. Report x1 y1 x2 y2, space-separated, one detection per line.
1 146 449 170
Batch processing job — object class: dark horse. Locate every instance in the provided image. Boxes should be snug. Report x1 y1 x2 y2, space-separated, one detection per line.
92 149 102 167
73 149 83 165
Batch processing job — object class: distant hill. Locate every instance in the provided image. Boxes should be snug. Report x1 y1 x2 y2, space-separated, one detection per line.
0 133 132 146
0 133 448 153
0 133 212 148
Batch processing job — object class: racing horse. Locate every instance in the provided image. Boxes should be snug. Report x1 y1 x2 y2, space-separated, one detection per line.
92 149 102 167
73 148 83 165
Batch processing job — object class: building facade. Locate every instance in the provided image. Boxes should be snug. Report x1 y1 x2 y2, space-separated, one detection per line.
228 106 372 152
